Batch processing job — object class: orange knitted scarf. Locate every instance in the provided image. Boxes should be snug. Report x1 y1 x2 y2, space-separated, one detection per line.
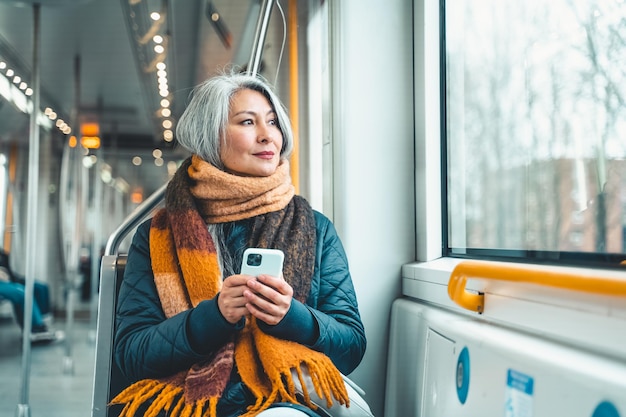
110 156 348 417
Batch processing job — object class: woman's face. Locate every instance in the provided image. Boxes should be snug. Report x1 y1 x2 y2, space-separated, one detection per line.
221 89 284 177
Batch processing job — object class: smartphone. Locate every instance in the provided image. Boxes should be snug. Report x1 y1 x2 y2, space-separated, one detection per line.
240 248 284 278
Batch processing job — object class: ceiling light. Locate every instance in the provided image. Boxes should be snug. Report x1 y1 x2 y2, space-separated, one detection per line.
131 188 143 204
167 161 177 175
114 178 130 193
82 155 95 168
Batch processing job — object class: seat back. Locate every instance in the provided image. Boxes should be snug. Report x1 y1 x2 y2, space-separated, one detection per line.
90 179 167 417
91 254 129 417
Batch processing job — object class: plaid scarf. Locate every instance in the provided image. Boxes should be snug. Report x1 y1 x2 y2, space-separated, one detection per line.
110 156 349 417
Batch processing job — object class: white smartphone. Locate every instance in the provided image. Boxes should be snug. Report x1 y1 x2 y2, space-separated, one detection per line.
240 248 284 278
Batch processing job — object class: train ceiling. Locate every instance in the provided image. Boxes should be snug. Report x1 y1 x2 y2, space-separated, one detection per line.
0 0 282 195
0 0 281 145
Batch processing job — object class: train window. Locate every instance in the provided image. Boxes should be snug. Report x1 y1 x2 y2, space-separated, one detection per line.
443 0 626 267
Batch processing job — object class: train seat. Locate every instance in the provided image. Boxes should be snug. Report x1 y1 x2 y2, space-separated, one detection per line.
91 254 129 417
91 253 373 417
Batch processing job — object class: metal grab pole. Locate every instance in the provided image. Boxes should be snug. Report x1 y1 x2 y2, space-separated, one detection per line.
16 4 40 417
104 182 166 256
62 151 87 374
89 150 103 343
246 0 275 77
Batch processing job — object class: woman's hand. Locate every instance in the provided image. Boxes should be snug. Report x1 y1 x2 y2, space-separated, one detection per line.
243 274 293 325
218 274 254 324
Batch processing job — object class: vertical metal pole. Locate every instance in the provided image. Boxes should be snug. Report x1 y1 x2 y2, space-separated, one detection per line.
246 0 275 76
62 145 82 375
16 3 41 417
62 55 82 374
89 150 103 343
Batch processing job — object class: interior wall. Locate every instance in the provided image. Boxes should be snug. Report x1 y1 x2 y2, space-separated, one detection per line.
386 298 626 417
329 1 415 415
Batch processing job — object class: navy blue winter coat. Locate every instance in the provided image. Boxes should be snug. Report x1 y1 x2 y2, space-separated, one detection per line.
114 210 366 416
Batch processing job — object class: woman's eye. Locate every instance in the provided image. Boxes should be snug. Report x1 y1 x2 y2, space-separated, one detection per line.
268 118 278 126
241 119 253 125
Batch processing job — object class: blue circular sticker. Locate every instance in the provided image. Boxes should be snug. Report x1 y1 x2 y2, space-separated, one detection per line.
592 401 620 417
456 346 470 404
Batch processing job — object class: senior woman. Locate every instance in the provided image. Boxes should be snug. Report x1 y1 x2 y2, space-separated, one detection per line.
111 72 366 417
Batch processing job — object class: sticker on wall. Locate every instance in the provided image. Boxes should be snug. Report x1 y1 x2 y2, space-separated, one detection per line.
456 346 470 404
592 401 621 417
505 369 534 417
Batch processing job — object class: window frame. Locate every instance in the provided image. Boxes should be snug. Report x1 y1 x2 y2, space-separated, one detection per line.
437 0 626 270
408 0 626 360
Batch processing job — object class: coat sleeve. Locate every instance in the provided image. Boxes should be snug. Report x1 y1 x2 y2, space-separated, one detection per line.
305 212 367 374
114 219 242 381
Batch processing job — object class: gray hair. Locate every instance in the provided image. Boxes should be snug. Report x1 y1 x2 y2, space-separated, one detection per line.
175 72 294 168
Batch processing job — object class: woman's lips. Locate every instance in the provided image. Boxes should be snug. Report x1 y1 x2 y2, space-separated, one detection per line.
254 151 274 159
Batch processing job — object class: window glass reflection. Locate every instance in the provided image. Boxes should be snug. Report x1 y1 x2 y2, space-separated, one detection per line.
445 0 626 259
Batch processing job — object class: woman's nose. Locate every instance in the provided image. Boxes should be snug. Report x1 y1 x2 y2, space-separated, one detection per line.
257 123 274 143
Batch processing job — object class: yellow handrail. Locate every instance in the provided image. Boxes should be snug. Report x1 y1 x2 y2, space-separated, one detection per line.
288 0 300 194
448 260 626 313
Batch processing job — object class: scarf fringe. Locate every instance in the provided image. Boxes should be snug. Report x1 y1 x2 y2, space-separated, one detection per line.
241 360 350 416
110 360 348 417
300 360 350 409
110 379 219 417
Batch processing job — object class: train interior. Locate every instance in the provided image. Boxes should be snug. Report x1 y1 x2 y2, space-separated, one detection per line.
1 1 625 417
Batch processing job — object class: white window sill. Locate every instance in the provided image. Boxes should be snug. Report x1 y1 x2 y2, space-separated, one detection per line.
401 258 626 362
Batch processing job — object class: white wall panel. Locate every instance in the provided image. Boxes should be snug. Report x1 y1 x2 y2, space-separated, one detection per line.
387 298 626 417
329 1 415 415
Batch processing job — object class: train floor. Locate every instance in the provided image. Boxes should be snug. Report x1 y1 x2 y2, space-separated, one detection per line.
0 314 96 417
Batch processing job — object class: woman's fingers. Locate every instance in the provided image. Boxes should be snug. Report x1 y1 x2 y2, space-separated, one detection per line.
244 274 293 325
